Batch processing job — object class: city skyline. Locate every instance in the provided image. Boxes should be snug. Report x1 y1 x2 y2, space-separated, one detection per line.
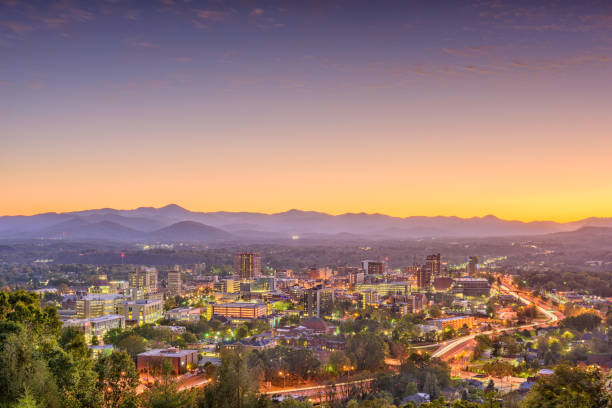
3 0 612 221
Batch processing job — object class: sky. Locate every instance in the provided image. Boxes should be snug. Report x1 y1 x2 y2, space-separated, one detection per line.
2 0 612 221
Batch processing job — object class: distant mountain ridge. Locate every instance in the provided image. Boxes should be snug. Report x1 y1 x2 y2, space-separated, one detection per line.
0 204 610 243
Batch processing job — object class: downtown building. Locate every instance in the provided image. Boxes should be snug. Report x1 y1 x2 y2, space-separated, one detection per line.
453 277 491 297
63 314 125 342
137 348 198 375
117 299 163 326
234 252 261 280
361 260 385 275
466 256 479 275
302 286 335 317
76 294 124 318
212 303 268 319
167 267 182 296
128 267 158 294
354 282 411 296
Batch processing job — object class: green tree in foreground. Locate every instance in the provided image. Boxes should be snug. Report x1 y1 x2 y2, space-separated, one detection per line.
521 364 609 408
94 350 140 408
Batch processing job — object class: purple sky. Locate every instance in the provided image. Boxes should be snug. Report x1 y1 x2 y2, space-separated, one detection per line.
2 0 612 220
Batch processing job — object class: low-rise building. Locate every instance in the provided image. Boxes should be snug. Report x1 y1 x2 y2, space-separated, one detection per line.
75 294 124 318
355 282 411 296
165 307 202 322
63 314 125 341
429 315 474 331
118 299 163 325
453 277 491 297
137 348 198 375
212 303 268 319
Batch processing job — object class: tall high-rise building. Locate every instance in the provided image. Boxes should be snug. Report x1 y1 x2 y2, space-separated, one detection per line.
425 254 441 277
361 260 385 275
466 256 479 275
193 262 207 275
129 267 158 294
167 267 182 296
303 286 334 317
416 266 431 288
234 253 261 280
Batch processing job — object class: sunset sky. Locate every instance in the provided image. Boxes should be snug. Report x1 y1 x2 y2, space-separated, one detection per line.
2 0 612 221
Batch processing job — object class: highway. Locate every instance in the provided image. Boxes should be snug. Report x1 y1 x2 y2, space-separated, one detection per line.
432 282 559 359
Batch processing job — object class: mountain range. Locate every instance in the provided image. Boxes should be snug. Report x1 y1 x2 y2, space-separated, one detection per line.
1 204 611 243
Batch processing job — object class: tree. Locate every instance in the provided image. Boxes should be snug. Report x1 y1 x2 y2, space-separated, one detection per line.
13 388 41 408
94 351 140 408
235 325 249 339
117 335 147 360
140 380 196 408
482 360 514 378
328 350 351 376
423 372 440 400
521 365 609 408
405 381 418 396
346 333 387 371
200 350 259 408
560 313 602 332
429 305 442 318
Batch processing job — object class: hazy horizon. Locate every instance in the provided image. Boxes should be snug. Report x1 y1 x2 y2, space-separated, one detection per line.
2 202 611 224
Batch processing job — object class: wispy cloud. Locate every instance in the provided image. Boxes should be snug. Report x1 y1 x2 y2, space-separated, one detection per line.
27 80 42 90
171 56 192 63
125 37 159 48
1 21 33 34
196 10 231 21
124 10 140 21
443 45 496 58
247 7 285 29
249 8 264 18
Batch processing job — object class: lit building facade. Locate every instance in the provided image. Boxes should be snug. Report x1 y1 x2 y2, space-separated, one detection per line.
118 299 163 325
76 294 124 318
212 303 267 319
234 253 261 280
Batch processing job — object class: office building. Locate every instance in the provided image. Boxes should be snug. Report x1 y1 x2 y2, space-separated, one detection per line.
63 314 125 341
348 271 365 286
129 267 158 294
453 277 490 297
240 277 276 293
165 307 202 322
429 316 474 331
137 348 198 375
416 267 431 288
214 279 239 294
212 303 268 319
76 294 124 318
466 256 479 275
362 290 380 308
425 254 441 277
118 299 163 325
167 267 182 296
234 253 261 280
302 286 335 318
354 282 411 296
361 260 385 275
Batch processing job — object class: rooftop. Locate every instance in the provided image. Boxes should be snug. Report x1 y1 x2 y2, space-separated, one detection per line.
430 316 472 322
138 348 197 358
214 303 266 308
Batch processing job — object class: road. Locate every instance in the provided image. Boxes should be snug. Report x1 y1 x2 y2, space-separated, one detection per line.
432 281 560 359
263 377 375 403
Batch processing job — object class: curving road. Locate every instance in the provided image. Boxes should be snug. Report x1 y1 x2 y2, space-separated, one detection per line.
432 283 559 359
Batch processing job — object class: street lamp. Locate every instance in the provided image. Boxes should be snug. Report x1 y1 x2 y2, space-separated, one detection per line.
278 371 286 388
